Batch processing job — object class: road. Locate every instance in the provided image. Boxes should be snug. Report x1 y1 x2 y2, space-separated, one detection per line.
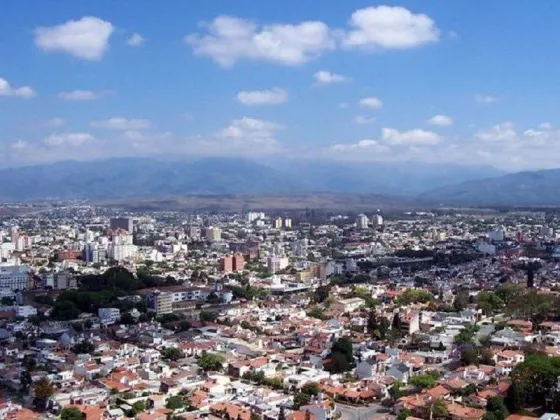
336 403 387 420
476 323 495 346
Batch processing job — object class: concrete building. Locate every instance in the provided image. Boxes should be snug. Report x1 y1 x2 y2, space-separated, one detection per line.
356 214 369 230
110 217 134 233
274 217 283 229
372 214 384 226
331 297 365 313
98 307 121 325
205 227 222 242
147 291 173 315
284 218 292 229
220 255 233 273
44 271 77 290
267 255 289 274
109 232 137 262
0 265 31 291
233 254 245 271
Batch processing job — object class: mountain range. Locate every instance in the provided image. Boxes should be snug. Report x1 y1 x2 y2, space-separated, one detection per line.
0 157 556 206
0 157 506 201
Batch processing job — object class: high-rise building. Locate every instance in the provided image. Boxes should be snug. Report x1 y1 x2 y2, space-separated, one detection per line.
356 214 369 230
205 227 222 242
284 218 292 229
220 255 234 273
274 217 283 229
0 265 31 291
109 232 137 262
110 217 134 233
372 214 384 226
147 291 173 315
267 255 289 274
233 254 245 271
188 226 201 240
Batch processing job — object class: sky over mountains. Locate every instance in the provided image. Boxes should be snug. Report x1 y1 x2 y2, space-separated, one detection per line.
1 1 560 170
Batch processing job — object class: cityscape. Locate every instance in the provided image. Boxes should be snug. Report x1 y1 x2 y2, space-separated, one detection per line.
2 1 560 420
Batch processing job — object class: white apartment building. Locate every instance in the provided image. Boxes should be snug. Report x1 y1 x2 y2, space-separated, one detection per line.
98 307 121 324
0 265 31 291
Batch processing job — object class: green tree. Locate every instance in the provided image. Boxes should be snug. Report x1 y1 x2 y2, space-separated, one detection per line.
327 337 355 373
33 377 54 408
1 296 13 305
293 392 311 410
460 348 479 366
199 310 218 322
397 408 413 420
426 399 448 420
250 413 262 420
505 380 524 413
72 340 95 354
486 397 509 420
198 352 226 372
409 373 437 390
476 291 504 316
301 382 319 396
166 395 185 410
278 406 286 420
389 380 403 400
120 312 136 325
161 347 184 361
60 407 84 420
132 400 146 414
453 289 470 311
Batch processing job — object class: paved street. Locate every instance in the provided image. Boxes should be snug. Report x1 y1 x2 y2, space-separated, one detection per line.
336 403 387 420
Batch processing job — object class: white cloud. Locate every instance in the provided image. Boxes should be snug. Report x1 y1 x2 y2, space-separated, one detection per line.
11 140 28 150
186 16 335 67
354 115 375 124
359 96 383 109
381 128 440 145
34 17 114 60
126 33 145 47
0 77 36 98
236 88 288 106
331 139 389 153
218 117 283 146
475 94 498 104
314 70 349 85
342 6 440 50
44 132 94 147
539 122 552 130
90 117 152 130
44 118 66 127
58 90 113 101
427 114 453 126
474 122 516 142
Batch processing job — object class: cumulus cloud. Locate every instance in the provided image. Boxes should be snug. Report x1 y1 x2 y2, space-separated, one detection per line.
475 94 499 104
342 6 440 50
186 16 334 67
58 90 113 101
34 17 114 60
427 115 453 126
314 70 350 85
354 115 375 124
44 132 94 147
0 77 36 98
236 88 288 106
381 128 440 145
474 121 516 142
359 96 383 109
90 117 152 130
186 7 440 67
218 117 283 146
126 33 145 47
330 139 389 153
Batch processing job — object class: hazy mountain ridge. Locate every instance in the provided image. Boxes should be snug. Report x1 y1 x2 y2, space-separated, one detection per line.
0 157 506 201
421 168 560 206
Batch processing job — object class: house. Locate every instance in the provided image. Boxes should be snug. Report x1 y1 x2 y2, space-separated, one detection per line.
331 298 364 313
446 403 486 420
355 359 377 380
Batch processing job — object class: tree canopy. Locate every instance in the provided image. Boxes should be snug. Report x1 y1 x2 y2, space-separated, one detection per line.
198 352 226 372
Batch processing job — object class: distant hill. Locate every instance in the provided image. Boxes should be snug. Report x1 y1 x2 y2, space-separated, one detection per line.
421 168 560 206
0 157 505 201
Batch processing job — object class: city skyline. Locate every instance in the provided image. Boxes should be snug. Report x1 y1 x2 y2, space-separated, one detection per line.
2 1 560 170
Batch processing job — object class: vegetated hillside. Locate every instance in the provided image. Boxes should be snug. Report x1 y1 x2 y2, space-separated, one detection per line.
0 157 312 200
0 156 505 200
265 159 505 195
421 168 560 206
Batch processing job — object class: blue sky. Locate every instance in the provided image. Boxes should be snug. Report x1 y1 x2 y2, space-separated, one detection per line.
1 0 560 170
